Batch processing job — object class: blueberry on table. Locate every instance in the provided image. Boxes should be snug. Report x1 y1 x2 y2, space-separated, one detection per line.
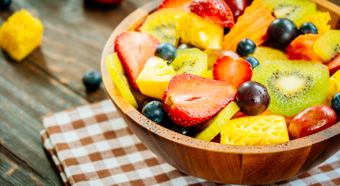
267 18 298 50
83 71 102 91
236 81 270 116
299 22 318 35
0 0 11 10
244 56 260 69
155 43 177 64
141 101 166 124
236 39 256 57
331 93 340 116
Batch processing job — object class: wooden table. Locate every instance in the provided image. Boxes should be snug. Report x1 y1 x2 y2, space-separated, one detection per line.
1 0 340 185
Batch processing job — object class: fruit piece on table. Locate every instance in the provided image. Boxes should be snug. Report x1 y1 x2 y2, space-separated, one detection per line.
223 0 247 20
136 57 176 100
114 31 160 91
156 0 192 11
286 34 325 63
236 39 256 57
289 105 337 139
0 9 43 61
223 0 275 52
306 11 331 35
170 48 208 76
177 12 224 50
263 0 317 27
155 43 177 64
244 56 260 69
142 101 166 124
213 56 253 89
313 30 340 62
252 60 329 116
204 49 240 70
249 46 288 64
0 0 11 10
331 93 340 116
106 53 138 108
163 74 237 127
327 55 340 76
140 8 186 47
323 70 340 106
236 81 270 116
221 115 289 145
83 71 102 92
189 0 235 28
267 18 298 50
195 101 240 142
299 22 318 35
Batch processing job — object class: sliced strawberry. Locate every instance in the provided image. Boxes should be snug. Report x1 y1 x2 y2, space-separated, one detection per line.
162 88 171 113
114 31 160 91
213 56 252 88
189 0 234 28
164 74 237 127
327 54 340 76
156 0 192 11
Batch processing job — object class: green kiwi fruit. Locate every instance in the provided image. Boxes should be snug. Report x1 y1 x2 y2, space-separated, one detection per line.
263 0 316 27
171 48 208 76
313 30 340 62
252 60 329 116
140 8 186 47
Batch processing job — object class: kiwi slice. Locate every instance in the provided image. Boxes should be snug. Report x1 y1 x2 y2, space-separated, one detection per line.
140 8 186 47
264 0 316 27
252 60 329 116
170 48 208 76
313 30 340 62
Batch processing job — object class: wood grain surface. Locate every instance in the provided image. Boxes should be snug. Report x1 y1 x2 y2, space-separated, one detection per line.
0 0 152 185
1 0 340 185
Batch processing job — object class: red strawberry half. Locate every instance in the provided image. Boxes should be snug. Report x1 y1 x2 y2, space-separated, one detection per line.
114 31 160 91
327 54 340 76
156 0 192 11
189 0 234 28
163 74 237 127
213 56 252 89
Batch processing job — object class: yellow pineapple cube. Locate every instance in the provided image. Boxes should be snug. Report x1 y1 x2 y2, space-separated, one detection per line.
0 9 44 61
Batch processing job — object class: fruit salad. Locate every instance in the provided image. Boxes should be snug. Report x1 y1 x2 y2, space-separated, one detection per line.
106 0 340 146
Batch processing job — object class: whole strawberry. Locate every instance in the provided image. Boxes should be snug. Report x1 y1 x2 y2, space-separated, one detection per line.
163 74 237 127
189 0 235 28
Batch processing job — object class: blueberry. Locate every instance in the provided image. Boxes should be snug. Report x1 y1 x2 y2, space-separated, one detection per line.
236 39 256 57
82 71 102 91
267 18 298 50
244 56 260 69
0 0 11 10
155 43 177 64
158 115 197 137
299 22 318 35
224 27 231 35
177 43 195 49
142 101 166 124
331 93 340 116
138 97 160 112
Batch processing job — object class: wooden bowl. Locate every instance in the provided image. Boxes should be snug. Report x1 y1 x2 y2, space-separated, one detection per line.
101 0 340 184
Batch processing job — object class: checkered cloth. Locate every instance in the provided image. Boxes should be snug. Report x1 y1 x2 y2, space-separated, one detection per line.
41 100 340 186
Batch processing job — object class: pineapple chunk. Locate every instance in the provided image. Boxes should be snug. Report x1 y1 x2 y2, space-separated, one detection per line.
177 12 223 50
136 57 176 100
0 9 44 61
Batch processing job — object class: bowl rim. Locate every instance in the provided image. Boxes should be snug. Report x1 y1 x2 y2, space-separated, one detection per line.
101 0 340 154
